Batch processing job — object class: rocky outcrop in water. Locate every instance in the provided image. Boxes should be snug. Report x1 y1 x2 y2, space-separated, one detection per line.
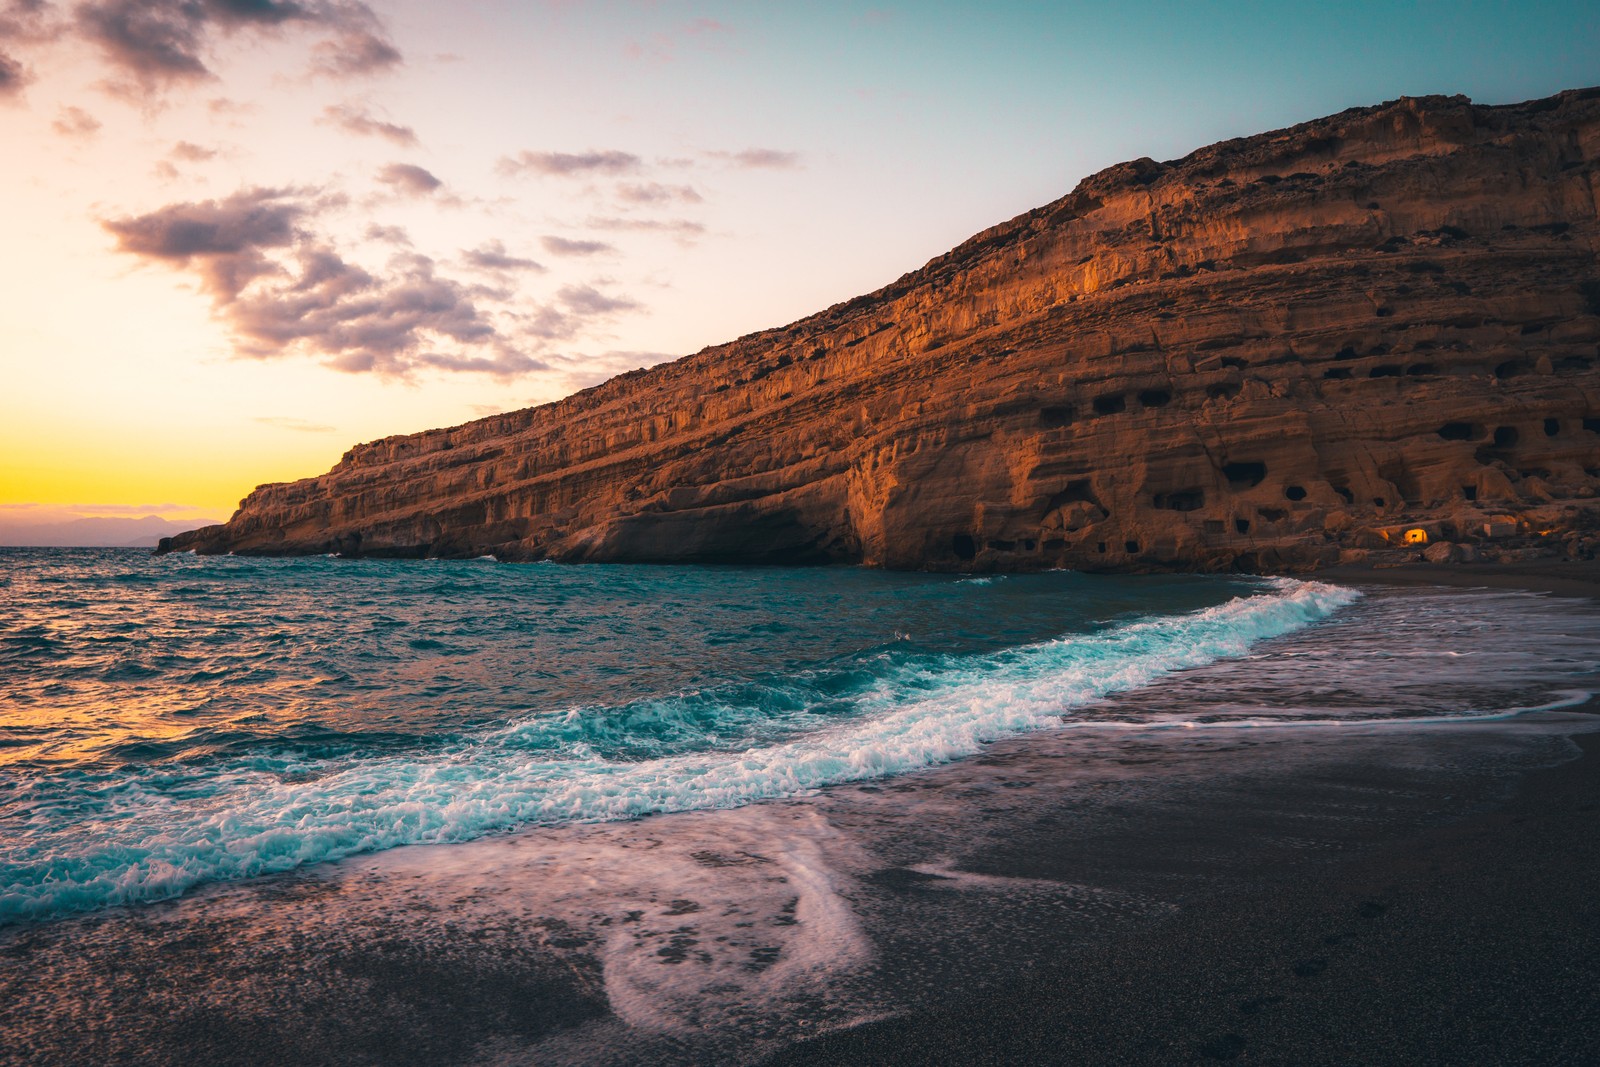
161 88 1600 571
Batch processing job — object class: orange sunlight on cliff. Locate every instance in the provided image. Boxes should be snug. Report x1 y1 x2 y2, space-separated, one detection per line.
5 1 1593 526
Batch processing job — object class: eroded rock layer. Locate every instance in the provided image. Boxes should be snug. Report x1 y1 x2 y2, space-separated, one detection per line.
163 89 1600 571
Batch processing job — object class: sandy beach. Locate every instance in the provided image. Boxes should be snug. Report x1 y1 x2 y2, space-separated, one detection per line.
769 714 1600 1066
774 562 1600 1065
2 566 1597 1066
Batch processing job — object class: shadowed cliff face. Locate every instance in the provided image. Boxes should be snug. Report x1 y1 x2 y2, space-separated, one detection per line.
163 88 1600 572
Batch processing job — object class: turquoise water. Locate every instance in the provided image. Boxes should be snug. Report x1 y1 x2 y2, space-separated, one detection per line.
3 549 1367 922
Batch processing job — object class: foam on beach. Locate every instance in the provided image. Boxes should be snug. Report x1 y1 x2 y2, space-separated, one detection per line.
0 578 1357 923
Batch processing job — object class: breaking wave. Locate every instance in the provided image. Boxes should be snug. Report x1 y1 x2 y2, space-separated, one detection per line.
0 577 1356 923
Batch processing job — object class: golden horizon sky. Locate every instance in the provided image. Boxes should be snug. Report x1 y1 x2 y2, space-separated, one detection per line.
2 1 1595 523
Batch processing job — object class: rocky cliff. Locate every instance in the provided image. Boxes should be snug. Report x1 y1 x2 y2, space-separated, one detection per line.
162 88 1600 572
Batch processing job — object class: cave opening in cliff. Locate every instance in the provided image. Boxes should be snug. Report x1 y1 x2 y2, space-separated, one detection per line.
1223 462 1267 488
1380 464 1422 504
1284 486 1307 501
1039 406 1075 428
1051 481 1100 507
1093 394 1127 415
951 534 977 561
1138 389 1172 407
1545 418 1562 437
1438 422 1479 440
1494 426 1520 447
1154 490 1205 511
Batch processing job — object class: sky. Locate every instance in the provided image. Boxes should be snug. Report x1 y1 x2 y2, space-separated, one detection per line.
0 0 1596 533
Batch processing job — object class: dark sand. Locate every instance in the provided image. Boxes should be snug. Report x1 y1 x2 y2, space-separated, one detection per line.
768 717 1600 1067
2 565 1598 1066
768 565 1600 1066
1319 557 1600 600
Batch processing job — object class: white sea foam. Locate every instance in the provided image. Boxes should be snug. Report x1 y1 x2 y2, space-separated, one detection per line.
1087 688 1596 732
1 578 1360 922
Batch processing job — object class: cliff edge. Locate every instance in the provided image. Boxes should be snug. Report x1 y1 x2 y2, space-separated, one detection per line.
161 88 1600 572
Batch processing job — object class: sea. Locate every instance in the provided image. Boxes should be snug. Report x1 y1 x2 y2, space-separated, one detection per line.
8 547 1600 1061
4 547 1598 931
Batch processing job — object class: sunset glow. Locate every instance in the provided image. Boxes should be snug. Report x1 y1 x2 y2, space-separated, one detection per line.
6 4 1600 1060
1 1 1594 524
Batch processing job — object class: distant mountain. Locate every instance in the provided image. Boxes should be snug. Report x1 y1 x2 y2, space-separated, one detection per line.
162 88 1600 572
1 515 222 548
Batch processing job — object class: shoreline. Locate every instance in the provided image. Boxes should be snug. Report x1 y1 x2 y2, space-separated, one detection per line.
768 710 1600 1066
765 568 1600 1065
2 567 1597 1065
1313 556 1600 599
13 724 1596 1067
41 544 1600 601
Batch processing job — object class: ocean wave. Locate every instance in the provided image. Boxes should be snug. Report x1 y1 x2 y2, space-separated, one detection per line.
0 578 1357 924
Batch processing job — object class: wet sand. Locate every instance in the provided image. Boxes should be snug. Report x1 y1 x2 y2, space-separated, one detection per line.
769 715 1600 1066
772 566 1600 1066
1319 556 1600 599
2 573 1598 1066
